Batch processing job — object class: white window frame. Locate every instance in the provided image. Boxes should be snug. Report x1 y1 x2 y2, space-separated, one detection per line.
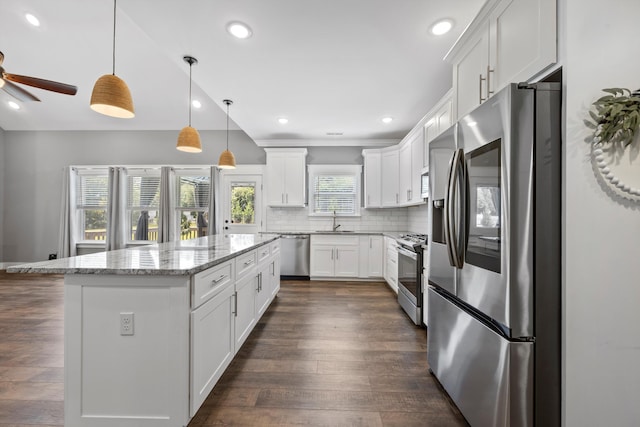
174 167 211 240
74 167 109 246
307 164 362 217
126 167 162 244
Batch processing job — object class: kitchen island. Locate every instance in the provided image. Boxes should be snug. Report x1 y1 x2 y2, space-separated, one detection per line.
9 234 281 427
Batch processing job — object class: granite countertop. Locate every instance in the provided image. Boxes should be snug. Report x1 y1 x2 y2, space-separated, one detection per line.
7 234 280 276
265 231 411 238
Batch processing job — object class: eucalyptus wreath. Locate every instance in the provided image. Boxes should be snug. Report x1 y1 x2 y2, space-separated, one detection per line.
586 88 640 147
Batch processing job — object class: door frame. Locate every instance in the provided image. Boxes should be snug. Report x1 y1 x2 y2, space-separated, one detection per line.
220 165 266 235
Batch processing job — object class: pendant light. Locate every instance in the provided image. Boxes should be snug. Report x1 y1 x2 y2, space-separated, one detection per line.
176 56 202 153
218 99 236 169
90 0 135 118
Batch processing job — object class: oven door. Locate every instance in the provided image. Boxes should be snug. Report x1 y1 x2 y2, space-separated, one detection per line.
397 246 419 305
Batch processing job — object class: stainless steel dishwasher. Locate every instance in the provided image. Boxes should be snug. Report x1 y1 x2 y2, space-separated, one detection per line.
279 234 310 279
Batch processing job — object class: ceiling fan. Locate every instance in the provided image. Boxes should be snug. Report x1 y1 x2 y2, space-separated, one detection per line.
0 51 77 102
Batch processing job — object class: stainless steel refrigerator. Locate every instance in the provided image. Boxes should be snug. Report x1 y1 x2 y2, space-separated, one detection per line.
427 83 561 427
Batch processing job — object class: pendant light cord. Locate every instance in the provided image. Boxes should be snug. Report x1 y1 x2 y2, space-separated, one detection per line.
112 0 117 75
188 62 193 126
226 102 230 150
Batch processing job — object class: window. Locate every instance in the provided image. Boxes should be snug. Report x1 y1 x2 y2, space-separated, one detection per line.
127 168 161 242
175 169 210 240
230 181 256 225
308 165 362 216
75 169 109 242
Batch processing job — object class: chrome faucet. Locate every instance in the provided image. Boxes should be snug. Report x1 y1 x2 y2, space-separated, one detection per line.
332 210 341 231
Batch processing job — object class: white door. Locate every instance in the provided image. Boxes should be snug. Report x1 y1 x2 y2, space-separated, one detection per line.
222 174 263 234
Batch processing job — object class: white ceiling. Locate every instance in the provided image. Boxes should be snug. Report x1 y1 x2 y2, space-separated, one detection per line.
0 0 483 146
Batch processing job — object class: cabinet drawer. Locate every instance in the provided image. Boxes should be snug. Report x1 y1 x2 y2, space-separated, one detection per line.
270 239 280 255
257 244 271 266
192 261 233 309
236 250 257 279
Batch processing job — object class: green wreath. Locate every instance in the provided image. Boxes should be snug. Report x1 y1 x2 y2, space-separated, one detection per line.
586 88 640 147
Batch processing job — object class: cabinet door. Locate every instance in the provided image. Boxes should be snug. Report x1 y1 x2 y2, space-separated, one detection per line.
234 273 257 350
491 0 556 90
381 150 400 207
270 256 281 298
454 22 490 119
363 151 382 208
334 245 359 277
398 143 412 205
310 245 335 277
266 153 286 206
436 100 452 135
255 264 271 319
410 132 424 204
367 236 384 277
190 284 235 416
284 154 306 206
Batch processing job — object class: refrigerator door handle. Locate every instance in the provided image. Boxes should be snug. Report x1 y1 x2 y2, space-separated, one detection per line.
445 148 464 268
451 149 465 269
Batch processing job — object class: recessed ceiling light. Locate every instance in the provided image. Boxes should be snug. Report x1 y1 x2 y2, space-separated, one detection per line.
382 117 393 124
227 22 252 39
430 19 453 36
25 13 40 27
278 118 288 124
8 101 20 110
192 100 202 109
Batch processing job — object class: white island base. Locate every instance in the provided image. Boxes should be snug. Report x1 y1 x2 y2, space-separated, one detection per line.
10 235 281 427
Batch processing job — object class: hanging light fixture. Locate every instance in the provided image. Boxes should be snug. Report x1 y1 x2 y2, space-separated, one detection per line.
90 0 135 118
176 56 202 153
218 99 236 169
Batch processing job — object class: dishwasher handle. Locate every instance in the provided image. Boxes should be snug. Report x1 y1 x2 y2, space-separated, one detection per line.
279 234 310 239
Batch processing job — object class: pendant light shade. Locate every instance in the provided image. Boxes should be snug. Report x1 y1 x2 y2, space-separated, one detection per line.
90 0 135 118
218 99 236 169
90 74 134 118
176 56 202 153
177 126 202 152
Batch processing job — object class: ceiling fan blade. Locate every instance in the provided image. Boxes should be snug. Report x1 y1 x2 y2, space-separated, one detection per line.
5 73 77 96
1 78 40 102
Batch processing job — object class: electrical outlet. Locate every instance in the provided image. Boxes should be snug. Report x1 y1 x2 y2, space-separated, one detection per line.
120 312 134 336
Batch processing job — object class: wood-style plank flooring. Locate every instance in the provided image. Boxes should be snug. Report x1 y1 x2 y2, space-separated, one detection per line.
0 272 466 426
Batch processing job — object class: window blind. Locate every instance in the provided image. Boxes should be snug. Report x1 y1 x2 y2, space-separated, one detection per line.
313 175 357 214
76 175 109 208
176 176 210 209
127 174 161 209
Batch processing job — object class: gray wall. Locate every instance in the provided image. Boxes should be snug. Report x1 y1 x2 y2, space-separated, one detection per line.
1 129 264 262
0 128 4 262
1 131 372 262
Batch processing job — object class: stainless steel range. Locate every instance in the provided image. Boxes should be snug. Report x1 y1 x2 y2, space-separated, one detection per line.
396 233 426 326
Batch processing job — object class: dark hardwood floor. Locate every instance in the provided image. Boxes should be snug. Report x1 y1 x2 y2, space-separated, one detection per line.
0 272 466 426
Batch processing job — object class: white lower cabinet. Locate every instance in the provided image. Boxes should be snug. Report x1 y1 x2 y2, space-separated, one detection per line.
358 235 384 278
234 271 257 350
310 235 360 278
190 283 235 416
256 261 272 319
384 237 398 292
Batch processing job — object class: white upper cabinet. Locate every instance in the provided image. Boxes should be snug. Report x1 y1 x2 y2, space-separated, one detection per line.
399 142 412 204
398 129 425 206
424 91 453 171
265 148 307 207
447 0 557 119
362 150 382 208
381 148 400 207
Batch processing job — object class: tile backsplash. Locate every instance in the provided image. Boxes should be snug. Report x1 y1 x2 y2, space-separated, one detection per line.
266 207 410 232
407 204 428 234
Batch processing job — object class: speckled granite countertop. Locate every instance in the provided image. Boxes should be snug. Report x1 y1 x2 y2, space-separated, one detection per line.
7 234 280 276
265 231 410 238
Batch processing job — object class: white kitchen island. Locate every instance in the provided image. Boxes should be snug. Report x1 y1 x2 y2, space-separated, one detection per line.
9 234 281 427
